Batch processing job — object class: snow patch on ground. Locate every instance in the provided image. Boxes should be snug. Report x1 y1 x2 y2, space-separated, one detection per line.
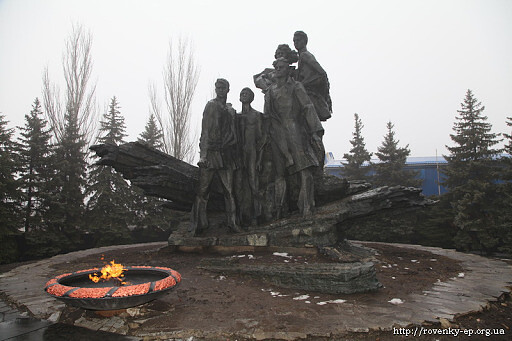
273 252 292 259
317 299 347 305
388 298 404 305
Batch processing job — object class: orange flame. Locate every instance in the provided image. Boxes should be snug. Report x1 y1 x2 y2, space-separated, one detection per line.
89 260 126 284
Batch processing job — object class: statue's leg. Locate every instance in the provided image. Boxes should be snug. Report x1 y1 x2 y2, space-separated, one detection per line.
233 168 244 225
248 152 261 225
272 127 294 167
189 168 214 235
274 166 287 220
252 179 261 226
275 176 287 220
218 168 242 233
272 142 287 220
298 167 315 217
258 147 274 222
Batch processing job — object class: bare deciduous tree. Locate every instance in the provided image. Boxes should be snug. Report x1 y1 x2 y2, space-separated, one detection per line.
40 25 98 230
42 24 97 147
149 37 200 163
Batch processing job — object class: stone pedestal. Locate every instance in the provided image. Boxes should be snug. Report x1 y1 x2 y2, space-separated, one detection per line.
199 259 381 294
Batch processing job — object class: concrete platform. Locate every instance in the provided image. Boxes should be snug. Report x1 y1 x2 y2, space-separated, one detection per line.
0 241 511 339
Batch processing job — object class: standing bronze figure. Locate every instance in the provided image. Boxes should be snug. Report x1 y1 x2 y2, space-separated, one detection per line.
234 88 265 226
264 57 324 218
293 31 332 121
190 79 241 234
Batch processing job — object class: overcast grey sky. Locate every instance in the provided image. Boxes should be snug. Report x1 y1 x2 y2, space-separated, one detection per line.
1 0 511 161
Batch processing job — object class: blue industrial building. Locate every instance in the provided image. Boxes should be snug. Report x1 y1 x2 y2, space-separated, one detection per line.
324 153 448 196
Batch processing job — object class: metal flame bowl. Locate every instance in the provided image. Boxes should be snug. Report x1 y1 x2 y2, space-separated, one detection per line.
44 266 181 310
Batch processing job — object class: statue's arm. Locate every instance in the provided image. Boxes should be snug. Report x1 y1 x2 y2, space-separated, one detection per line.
255 111 266 150
295 82 324 136
198 101 213 167
234 113 243 147
255 111 268 171
256 111 263 143
263 90 271 116
302 52 327 78
225 105 237 147
253 68 275 92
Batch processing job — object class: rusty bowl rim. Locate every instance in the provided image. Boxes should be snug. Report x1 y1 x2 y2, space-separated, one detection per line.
44 265 181 300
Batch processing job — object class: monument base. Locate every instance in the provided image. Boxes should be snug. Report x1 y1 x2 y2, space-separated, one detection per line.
168 212 383 294
199 258 381 294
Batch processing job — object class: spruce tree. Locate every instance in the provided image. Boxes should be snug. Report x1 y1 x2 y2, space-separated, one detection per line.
374 121 420 187
342 113 372 181
505 116 512 152
443 89 502 253
444 90 502 188
494 116 512 254
17 98 55 232
138 113 164 150
86 97 133 246
133 113 175 238
49 105 88 232
0 114 21 262
502 116 512 180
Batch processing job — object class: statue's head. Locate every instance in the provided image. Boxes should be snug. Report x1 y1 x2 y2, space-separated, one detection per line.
293 31 308 50
239 87 254 104
274 44 299 63
273 57 292 78
215 78 230 98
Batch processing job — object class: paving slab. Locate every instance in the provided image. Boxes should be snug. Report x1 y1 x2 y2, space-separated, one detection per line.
0 317 53 341
354 242 512 323
0 319 140 341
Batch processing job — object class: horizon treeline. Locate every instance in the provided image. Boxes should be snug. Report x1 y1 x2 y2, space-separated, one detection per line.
1 88 511 264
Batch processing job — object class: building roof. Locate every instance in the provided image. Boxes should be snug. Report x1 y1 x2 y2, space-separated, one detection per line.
325 153 447 168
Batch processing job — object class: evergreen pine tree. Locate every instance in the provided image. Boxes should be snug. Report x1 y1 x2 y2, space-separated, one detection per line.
505 116 512 151
138 113 164 150
502 116 512 180
494 116 512 254
443 89 502 253
444 90 502 188
86 97 133 246
17 98 55 232
374 121 420 187
133 113 176 238
49 105 88 232
0 114 22 262
342 113 372 181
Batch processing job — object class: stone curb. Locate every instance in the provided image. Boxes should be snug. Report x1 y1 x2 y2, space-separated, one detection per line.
354 241 512 323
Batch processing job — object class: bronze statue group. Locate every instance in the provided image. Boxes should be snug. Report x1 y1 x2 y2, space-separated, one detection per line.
190 31 332 236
